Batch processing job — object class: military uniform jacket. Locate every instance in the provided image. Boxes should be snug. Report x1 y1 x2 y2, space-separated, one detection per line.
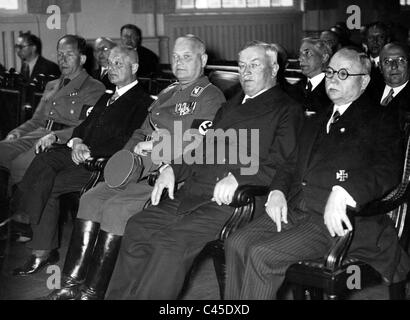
9 70 105 143
270 93 410 282
171 85 303 213
123 76 225 170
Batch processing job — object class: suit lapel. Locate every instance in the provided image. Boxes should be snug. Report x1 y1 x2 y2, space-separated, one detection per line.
216 86 285 129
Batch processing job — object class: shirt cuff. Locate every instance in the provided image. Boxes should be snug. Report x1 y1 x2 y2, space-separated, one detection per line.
332 185 357 208
159 163 171 174
67 137 82 149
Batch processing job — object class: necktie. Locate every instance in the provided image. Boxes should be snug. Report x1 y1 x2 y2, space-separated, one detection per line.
328 110 341 133
58 78 71 90
107 91 119 106
381 88 394 106
21 62 30 80
305 80 312 93
100 68 108 79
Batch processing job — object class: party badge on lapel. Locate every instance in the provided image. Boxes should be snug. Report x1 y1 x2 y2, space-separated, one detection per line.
175 101 197 116
340 128 346 133
336 170 348 182
191 86 204 97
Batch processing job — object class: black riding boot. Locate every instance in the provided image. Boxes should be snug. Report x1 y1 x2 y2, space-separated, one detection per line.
42 219 100 300
76 230 122 300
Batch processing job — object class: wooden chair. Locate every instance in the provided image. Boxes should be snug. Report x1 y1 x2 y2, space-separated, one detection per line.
284 124 410 300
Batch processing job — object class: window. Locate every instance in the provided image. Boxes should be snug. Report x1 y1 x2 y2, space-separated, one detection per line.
0 0 27 14
177 0 295 10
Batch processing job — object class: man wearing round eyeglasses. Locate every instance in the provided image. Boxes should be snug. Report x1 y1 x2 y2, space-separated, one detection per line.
225 47 410 299
377 43 410 127
15 32 60 82
91 37 116 90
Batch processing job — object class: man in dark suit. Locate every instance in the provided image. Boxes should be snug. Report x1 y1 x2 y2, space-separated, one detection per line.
120 24 159 77
105 41 303 299
365 22 391 96
10 45 154 276
224 48 410 299
91 37 117 91
377 42 410 131
287 38 332 116
15 32 60 82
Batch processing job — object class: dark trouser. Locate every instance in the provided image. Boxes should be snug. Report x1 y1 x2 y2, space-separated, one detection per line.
105 195 233 300
224 211 333 300
14 147 93 250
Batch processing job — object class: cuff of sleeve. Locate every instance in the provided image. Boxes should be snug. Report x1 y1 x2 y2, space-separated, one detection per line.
332 185 357 208
159 163 171 174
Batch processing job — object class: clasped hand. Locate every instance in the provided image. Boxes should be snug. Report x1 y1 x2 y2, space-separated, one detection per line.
71 143 91 165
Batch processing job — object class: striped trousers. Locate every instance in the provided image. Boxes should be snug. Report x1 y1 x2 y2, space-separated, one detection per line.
224 209 334 299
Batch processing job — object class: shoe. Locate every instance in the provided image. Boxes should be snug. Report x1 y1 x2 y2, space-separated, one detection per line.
13 249 59 276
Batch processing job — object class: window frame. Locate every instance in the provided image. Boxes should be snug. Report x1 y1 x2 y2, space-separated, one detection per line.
175 0 301 14
0 0 27 15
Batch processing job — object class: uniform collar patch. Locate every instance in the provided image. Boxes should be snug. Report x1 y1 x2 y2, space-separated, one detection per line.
191 86 204 97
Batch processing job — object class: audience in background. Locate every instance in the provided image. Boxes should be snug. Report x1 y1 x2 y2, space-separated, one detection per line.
15 31 60 82
91 37 117 90
287 38 332 115
120 24 159 77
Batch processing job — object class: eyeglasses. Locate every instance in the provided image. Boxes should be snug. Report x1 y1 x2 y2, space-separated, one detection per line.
15 44 31 50
238 62 263 72
382 57 408 67
96 47 110 53
107 60 125 69
324 67 367 80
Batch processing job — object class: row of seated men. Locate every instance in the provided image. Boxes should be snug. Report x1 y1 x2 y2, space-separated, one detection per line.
0 24 409 300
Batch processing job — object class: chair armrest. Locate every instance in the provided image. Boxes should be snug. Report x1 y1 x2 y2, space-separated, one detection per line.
229 185 270 208
219 185 270 240
83 157 109 171
80 157 108 195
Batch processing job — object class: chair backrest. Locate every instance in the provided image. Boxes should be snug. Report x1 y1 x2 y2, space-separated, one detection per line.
208 70 240 100
385 121 410 249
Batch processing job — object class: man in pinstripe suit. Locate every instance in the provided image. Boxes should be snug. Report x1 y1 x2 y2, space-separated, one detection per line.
225 47 410 299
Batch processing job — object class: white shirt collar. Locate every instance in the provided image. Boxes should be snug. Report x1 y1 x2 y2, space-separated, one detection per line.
242 87 271 104
27 55 39 76
381 81 409 102
308 72 325 91
370 56 380 66
115 79 139 97
326 102 352 133
100 66 108 76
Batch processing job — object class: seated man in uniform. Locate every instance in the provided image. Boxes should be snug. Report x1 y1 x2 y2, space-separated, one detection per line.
105 41 303 300
0 35 105 213
10 45 154 277
43 35 225 300
224 48 410 299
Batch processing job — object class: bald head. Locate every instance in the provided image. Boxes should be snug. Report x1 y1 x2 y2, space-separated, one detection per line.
107 45 139 88
380 42 409 87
